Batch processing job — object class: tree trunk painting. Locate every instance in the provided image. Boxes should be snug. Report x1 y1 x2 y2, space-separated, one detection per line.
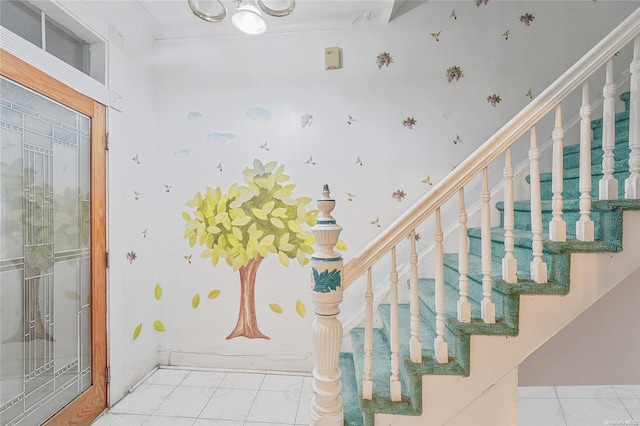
226 255 270 340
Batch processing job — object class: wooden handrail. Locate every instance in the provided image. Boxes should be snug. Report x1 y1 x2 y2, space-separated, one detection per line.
342 6 640 288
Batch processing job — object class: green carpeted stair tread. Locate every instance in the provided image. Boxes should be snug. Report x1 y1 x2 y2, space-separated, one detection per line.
537 158 630 183
378 303 438 357
340 352 366 426
350 328 417 423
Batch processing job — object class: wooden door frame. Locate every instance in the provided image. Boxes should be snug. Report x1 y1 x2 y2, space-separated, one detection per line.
0 50 107 426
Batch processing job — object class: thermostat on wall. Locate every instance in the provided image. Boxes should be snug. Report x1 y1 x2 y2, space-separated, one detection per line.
325 47 341 70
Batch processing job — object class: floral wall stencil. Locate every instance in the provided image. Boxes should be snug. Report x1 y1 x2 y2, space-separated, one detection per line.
126 251 137 263
355 156 363 166
453 134 463 145
431 31 441 42
305 156 316 165
520 13 535 26
142 228 148 238
259 141 269 151
347 115 356 125
301 114 313 128
133 191 141 200
347 192 356 201
164 184 172 192
216 162 223 172
487 94 502 106
183 255 192 264
376 52 393 69
446 65 464 83
476 0 489 7
246 107 272 122
450 9 457 19
391 190 406 202
422 176 433 185
525 88 533 99
402 117 417 129
132 154 141 164
182 159 318 340
370 218 381 228
502 30 510 40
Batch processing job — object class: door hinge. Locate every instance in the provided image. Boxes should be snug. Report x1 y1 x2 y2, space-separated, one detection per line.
105 133 109 151
106 251 110 268
106 367 111 384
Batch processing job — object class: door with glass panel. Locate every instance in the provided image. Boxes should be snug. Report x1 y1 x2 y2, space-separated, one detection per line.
0 51 106 426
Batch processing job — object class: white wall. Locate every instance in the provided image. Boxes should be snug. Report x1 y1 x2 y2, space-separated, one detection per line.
150 1 638 375
519 266 640 386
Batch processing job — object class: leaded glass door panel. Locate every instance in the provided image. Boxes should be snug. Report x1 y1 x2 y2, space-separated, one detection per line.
0 50 106 426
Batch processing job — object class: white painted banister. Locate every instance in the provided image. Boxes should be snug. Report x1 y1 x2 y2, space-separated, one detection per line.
310 185 344 426
480 168 496 324
529 126 548 283
577 82 595 242
389 247 401 401
502 147 517 283
549 105 567 241
409 230 422 362
600 58 618 200
626 34 640 199
363 268 373 400
434 208 448 363
457 188 471 323
341 7 640 288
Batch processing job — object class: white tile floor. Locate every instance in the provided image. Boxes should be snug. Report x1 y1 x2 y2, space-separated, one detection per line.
91 368 640 426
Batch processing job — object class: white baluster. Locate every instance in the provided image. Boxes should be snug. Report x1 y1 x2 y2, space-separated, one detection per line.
480 168 496 324
363 268 373 400
457 189 471 323
389 247 402 401
529 126 548 283
577 82 595 241
310 185 344 426
502 147 518 282
549 105 567 241
626 35 640 199
409 230 422 363
600 58 618 200
434 208 449 362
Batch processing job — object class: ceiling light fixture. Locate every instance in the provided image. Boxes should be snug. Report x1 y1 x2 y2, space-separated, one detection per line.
188 0 295 35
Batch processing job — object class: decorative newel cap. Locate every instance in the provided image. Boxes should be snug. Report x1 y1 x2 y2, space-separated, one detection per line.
317 184 336 223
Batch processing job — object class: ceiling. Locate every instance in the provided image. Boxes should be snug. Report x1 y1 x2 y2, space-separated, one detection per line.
118 0 408 39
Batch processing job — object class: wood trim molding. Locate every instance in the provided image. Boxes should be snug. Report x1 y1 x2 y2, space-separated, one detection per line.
1 49 108 426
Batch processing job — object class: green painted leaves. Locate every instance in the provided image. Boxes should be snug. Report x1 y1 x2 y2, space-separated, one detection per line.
269 303 283 313
312 268 341 293
192 294 201 309
155 283 163 300
208 289 221 299
153 320 165 332
133 323 142 340
296 300 306 317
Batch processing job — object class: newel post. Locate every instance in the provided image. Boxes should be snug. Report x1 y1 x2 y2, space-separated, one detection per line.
309 184 344 426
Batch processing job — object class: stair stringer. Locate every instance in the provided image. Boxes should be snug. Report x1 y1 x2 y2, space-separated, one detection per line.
371 209 640 426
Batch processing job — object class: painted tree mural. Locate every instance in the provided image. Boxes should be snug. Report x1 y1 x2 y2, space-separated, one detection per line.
183 159 318 340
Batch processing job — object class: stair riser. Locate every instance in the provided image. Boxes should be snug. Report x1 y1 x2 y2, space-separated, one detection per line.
416 298 460 359
539 169 629 200
442 261 505 318
563 138 629 169
497 207 607 239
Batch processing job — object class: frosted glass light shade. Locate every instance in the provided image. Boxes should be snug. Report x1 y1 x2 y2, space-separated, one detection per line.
232 0 267 35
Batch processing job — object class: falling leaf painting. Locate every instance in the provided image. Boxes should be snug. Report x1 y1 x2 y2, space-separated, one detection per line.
133 324 142 340
153 321 166 332
269 303 283 314
376 52 393 69
192 294 201 309
487 94 502 107
402 117 417 129
391 190 406 202
296 300 306 317
431 31 441 42
207 289 221 299
446 66 464 83
301 114 313 128
520 13 535 26
155 283 163 300
126 251 137 264
132 154 140 164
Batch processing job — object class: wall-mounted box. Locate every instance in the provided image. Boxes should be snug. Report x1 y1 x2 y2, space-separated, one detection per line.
325 47 341 70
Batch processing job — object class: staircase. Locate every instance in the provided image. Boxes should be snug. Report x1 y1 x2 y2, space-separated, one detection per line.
305 7 640 426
